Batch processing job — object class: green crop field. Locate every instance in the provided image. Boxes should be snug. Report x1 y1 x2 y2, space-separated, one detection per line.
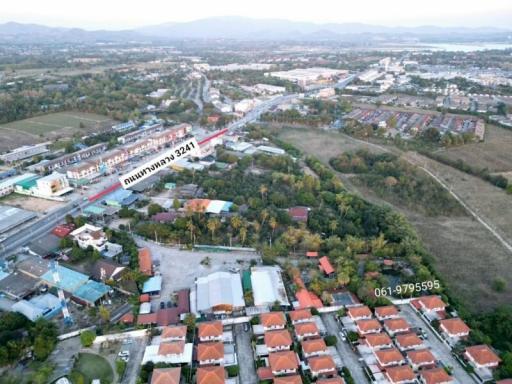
0 111 115 152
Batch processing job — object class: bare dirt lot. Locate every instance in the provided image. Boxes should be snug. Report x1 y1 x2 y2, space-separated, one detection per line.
434 124 512 173
278 126 512 311
0 193 64 213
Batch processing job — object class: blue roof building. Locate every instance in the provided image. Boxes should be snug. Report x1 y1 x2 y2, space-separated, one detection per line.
142 276 162 295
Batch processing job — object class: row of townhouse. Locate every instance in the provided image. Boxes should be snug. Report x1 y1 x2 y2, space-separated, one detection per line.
66 123 191 180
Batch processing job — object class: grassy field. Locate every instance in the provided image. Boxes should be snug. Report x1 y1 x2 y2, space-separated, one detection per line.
0 111 114 152
71 353 114 384
278 126 512 311
433 124 512 173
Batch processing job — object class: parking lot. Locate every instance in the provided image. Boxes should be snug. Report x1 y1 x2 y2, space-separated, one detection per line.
136 238 260 309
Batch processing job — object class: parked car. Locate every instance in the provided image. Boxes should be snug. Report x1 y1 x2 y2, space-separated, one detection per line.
167 301 172 308
160 302 165 309
243 323 249 332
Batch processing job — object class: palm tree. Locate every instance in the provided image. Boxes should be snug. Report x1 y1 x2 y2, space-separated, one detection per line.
259 184 268 200
239 226 248 245
186 220 196 243
207 218 221 241
269 217 278 235
260 209 269 226
329 220 338 235
230 215 242 232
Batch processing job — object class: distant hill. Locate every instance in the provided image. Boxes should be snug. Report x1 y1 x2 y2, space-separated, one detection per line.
0 18 510 43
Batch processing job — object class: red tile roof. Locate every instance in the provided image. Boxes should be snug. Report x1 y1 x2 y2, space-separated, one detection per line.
413 295 446 311
497 381 512 384
439 318 470 336
161 325 187 339
256 367 273 381
197 366 225 384
289 309 313 322
264 330 293 348
319 256 335 275
269 350 299 372
177 289 190 314
364 333 393 348
151 367 181 384
374 348 405 366
294 321 319 337
420 367 453 384
384 318 411 333
385 365 415 383
156 308 179 326
296 289 323 309
306 251 319 257
407 349 436 366
260 311 286 328
198 321 223 339
158 341 185 355
308 355 336 373
197 342 224 361
347 305 372 320
288 206 309 222
301 338 327 355
356 319 382 334
375 305 399 319
137 312 158 325
119 312 134 324
139 293 150 303
138 248 153 276
274 375 303 384
465 345 501 366
395 333 423 349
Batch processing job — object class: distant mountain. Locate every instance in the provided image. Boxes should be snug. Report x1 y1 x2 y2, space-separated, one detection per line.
0 18 510 44
136 16 511 40
0 22 143 43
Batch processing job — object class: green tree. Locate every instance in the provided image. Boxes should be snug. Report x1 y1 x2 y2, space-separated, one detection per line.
80 330 96 347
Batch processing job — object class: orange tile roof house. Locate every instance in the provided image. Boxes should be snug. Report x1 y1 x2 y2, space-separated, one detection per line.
158 341 185 356
317 377 345 384
269 350 300 376
197 342 224 365
464 345 502 369
198 321 223 342
355 319 382 335
196 365 225 384
264 329 293 352
295 289 323 309
289 309 313 325
439 318 470 339
306 251 319 258
419 367 454 384
138 248 153 276
294 321 320 340
384 365 416 384
288 206 309 223
150 367 181 384
308 355 337 377
407 349 437 370
383 318 411 336
375 305 400 321
395 333 424 351
374 348 406 368
161 325 187 341
412 295 447 315
319 256 335 276
301 338 328 358
274 375 303 384
347 305 373 321
260 311 287 331
363 333 394 350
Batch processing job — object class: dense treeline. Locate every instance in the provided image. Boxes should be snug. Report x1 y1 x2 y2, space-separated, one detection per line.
418 149 510 191
330 150 466 216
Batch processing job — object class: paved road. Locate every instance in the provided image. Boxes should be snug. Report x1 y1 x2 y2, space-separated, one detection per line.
121 335 148 384
398 304 476 383
321 313 369 383
234 323 258 384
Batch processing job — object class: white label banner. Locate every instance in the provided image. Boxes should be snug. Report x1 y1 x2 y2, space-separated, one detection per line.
119 138 199 189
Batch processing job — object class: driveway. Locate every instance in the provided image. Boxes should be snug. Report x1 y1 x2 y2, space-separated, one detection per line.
233 323 258 384
121 334 148 384
48 337 82 382
322 313 369 383
398 304 476 383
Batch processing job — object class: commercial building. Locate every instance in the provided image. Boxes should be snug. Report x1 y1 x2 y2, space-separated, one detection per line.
0 205 37 234
0 143 49 163
0 173 37 197
14 172 73 199
250 266 290 308
269 67 348 88
194 272 245 315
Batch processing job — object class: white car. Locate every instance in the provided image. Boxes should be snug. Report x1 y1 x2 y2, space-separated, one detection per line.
118 350 130 358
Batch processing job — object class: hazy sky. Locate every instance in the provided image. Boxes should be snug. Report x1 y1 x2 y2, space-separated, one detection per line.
1 0 511 29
